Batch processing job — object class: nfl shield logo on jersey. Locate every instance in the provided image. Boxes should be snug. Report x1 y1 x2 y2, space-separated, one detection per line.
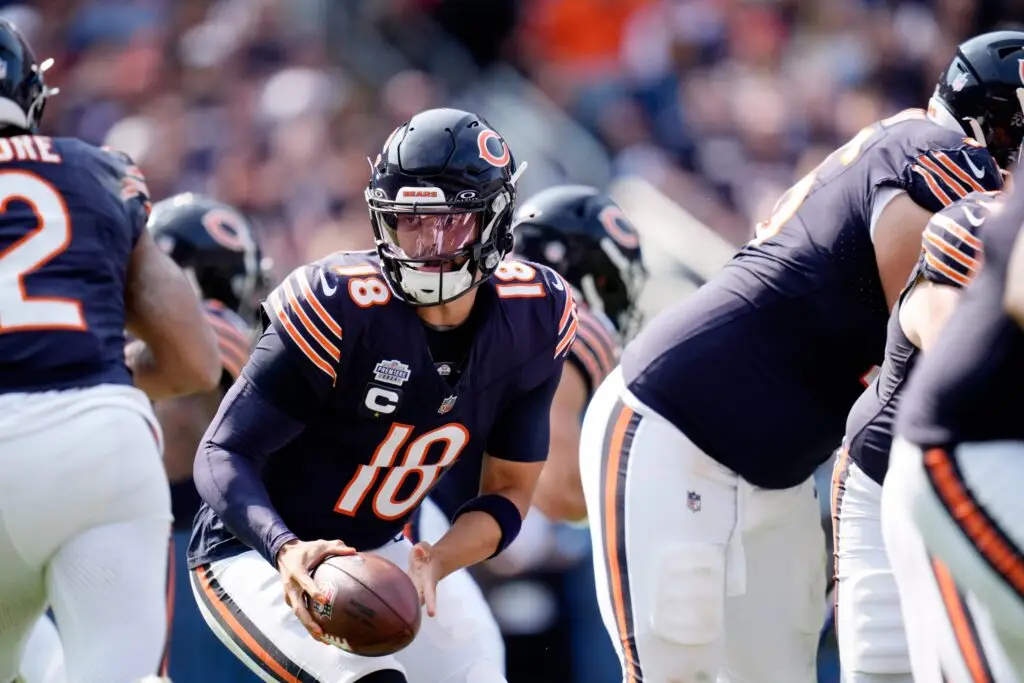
438 395 457 414
687 491 701 513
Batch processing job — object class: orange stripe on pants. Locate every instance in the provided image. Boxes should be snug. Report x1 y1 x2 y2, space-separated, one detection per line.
830 447 851 632
602 403 641 683
931 557 992 683
925 447 1024 597
193 567 303 683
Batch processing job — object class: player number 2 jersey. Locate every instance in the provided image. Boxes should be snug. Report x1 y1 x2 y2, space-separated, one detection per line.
0 137 150 393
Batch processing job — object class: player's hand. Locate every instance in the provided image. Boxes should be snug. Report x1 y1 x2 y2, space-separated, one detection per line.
407 541 441 617
276 538 355 641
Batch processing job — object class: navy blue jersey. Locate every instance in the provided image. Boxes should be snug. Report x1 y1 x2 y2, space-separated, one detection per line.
0 137 150 393
188 252 575 564
622 110 1003 489
428 303 619 520
170 300 253 531
899 187 1024 448
846 192 993 485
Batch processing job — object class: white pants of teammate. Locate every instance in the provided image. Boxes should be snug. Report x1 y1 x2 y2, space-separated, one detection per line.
0 384 172 683
882 436 1024 683
579 367 827 683
191 523 506 683
18 616 66 683
830 452 912 683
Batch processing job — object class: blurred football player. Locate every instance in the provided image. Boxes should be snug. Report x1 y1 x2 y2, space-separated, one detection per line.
578 30 1023 683
0 19 220 683
147 193 266 683
883 184 1024 681
834 189 999 683
413 185 645 679
18 193 264 683
187 108 576 683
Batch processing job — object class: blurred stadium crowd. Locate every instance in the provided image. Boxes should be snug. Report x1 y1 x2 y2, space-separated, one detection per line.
9 0 1023 681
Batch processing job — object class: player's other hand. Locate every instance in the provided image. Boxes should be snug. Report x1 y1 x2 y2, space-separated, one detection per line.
276 538 355 641
407 541 441 617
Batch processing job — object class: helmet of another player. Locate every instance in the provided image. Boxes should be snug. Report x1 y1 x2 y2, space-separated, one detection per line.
148 193 267 323
932 30 1024 167
0 19 57 133
512 185 647 339
365 108 525 306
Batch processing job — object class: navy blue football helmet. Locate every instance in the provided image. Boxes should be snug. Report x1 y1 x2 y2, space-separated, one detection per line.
933 30 1024 167
512 185 646 338
149 193 267 324
0 19 56 133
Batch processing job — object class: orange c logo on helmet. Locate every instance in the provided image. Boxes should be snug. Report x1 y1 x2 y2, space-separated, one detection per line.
477 129 510 168
598 205 640 250
201 208 251 252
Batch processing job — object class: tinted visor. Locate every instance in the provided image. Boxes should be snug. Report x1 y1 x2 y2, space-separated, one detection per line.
380 212 480 263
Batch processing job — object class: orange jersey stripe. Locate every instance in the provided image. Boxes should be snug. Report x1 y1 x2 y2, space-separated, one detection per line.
204 312 250 380
296 268 343 339
924 252 971 287
576 311 618 373
935 213 985 252
924 230 979 274
913 166 954 206
918 156 968 198
934 152 987 193
269 291 337 382
555 310 579 358
282 278 340 362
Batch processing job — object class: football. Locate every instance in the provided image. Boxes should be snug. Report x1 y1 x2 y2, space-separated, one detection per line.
308 553 422 656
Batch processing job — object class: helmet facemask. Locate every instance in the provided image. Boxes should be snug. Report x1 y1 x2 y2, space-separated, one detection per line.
367 181 519 307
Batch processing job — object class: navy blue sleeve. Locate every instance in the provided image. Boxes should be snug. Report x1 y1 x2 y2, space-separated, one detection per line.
903 145 1002 213
486 365 564 462
193 325 332 566
242 323 335 420
99 146 151 245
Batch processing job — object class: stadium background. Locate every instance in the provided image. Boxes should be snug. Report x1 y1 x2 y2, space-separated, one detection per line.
11 0 1023 680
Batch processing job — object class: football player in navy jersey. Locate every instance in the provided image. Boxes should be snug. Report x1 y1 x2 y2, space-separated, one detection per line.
412 185 644 680
18 194 264 683
0 20 222 683
145 193 267 683
187 108 577 683
577 31 1024 683
833 190 998 683
883 184 1024 681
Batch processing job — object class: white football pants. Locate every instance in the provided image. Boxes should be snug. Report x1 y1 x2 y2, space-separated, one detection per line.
883 436 1024 683
0 385 171 683
579 367 827 683
191 533 506 683
830 451 912 683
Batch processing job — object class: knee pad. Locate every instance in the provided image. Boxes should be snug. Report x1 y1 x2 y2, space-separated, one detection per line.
841 570 910 675
359 670 407 683
651 543 727 645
